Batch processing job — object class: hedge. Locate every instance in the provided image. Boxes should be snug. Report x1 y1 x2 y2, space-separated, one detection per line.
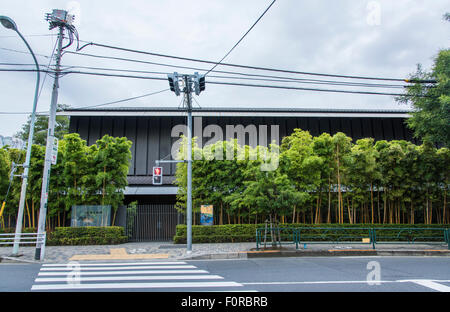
47 226 128 246
173 223 449 244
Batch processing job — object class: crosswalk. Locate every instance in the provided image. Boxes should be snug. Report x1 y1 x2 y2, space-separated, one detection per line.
31 261 248 291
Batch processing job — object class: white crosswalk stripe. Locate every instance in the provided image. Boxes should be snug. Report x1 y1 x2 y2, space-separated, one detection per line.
31 261 245 291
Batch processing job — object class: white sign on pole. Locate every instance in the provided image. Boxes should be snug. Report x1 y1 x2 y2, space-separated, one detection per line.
51 138 59 165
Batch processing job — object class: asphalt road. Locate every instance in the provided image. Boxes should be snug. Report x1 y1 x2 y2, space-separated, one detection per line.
1 256 449 293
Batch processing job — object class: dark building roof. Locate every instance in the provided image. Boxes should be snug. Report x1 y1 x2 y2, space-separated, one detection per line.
61 106 411 118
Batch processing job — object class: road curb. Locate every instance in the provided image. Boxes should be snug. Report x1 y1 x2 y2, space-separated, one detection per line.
183 249 450 260
0 256 41 264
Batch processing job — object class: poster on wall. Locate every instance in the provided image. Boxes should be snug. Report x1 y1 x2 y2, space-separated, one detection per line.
71 205 111 227
200 205 213 226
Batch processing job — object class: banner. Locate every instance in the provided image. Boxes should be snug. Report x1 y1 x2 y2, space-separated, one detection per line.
200 205 213 226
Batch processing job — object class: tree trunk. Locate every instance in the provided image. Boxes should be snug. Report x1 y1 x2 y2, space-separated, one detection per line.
336 144 342 224
347 197 352 224
327 175 331 223
292 205 296 224
102 166 106 206
370 183 374 224
377 189 381 224
112 208 117 226
32 200 35 228
26 200 31 228
444 188 447 224
430 200 433 225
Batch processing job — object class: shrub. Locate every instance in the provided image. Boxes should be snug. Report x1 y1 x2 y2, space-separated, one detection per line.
47 226 128 246
173 223 449 244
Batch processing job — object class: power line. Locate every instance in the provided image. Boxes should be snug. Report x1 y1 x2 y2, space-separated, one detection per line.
0 33 57 38
0 66 430 96
205 0 276 75
72 88 170 110
0 111 48 115
37 39 59 102
0 47 51 59
206 80 419 97
76 40 426 83
59 53 410 89
56 70 422 96
65 65 406 89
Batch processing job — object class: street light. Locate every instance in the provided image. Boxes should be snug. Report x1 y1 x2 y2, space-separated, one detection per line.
0 16 41 256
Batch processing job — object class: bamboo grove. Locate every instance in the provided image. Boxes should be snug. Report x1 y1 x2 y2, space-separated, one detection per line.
0 133 132 230
175 130 450 225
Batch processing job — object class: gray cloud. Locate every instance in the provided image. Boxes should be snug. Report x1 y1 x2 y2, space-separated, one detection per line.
0 0 449 136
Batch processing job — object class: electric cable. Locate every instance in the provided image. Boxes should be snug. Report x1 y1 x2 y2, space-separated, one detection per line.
71 88 170 110
59 52 412 89
75 40 434 83
205 0 277 75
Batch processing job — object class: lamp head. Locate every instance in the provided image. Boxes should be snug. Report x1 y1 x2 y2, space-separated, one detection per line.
0 16 17 31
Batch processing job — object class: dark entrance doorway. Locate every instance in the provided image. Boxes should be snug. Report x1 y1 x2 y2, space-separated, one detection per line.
126 204 183 241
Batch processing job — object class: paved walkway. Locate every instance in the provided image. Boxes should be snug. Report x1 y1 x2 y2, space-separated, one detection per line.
0 242 255 263
1 241 449 263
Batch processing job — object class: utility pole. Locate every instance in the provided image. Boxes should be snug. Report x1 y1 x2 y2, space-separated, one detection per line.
166 72 205 254
184 75 193 254
35 10 75 261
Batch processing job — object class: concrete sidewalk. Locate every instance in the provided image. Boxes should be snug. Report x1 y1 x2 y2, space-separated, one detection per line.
0 241 449 263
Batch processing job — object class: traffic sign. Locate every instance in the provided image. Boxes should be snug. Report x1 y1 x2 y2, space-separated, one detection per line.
51 138 59 165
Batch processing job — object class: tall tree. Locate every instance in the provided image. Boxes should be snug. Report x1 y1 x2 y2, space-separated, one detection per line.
63 133 89 213
281 129 323 223
15 103 70 146
331 132 352 223
93 135 132 225
312 133 335 223
396 49 450 147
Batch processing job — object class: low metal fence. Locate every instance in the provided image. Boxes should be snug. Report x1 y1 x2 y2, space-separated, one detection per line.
0 232 46 246
256 227 450 250
372 227 449 248
256 226 299 249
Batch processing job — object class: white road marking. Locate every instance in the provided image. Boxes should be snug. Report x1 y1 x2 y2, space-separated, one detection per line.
40 265 196 271
32 261 247 291
242 279 450 292
42 261 187 267
242 280 394 285
31 281 243 291
399 280 450 292
38 269 209 276
35 275 224 282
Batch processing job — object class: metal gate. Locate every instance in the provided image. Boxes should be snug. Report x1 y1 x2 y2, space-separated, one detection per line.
126 204 183 242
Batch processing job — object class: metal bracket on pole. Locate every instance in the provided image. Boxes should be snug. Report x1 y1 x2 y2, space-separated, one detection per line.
155 160 186 164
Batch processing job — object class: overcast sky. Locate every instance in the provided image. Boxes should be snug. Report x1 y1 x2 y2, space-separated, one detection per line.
1 0 449 137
